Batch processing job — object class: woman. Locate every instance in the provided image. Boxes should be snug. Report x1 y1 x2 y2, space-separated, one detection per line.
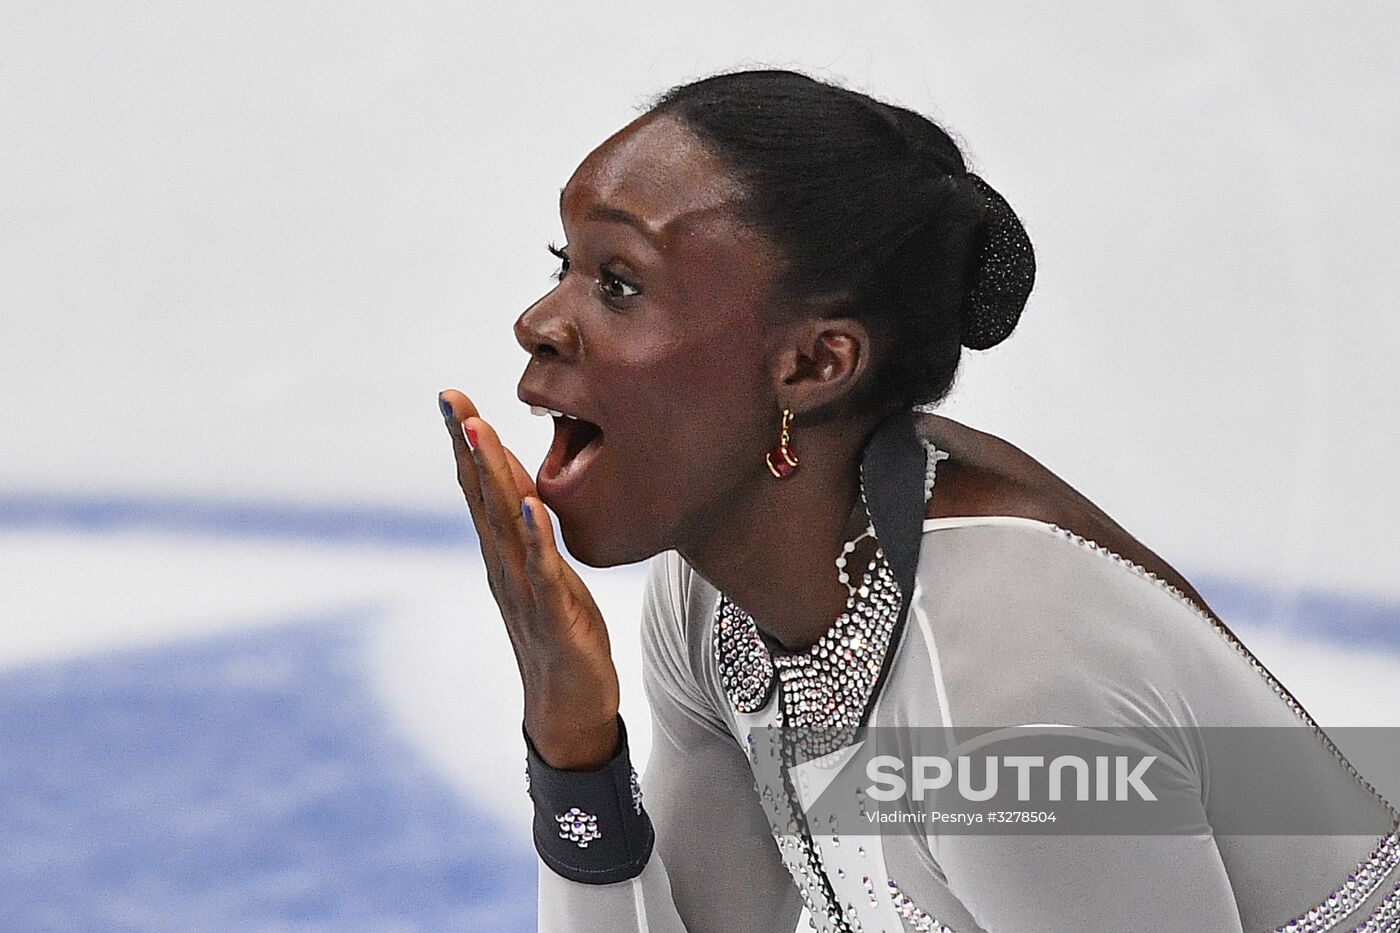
438 70 1399 932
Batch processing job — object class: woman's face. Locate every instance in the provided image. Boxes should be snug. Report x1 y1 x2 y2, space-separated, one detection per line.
513 112 789 567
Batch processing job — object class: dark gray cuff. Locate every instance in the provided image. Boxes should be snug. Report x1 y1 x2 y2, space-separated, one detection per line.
524 714 654 885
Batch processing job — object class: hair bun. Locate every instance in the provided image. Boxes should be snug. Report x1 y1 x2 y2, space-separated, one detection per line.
959 174 1035 350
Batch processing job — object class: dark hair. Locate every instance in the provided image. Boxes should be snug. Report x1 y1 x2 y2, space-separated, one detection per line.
649 69 1035 411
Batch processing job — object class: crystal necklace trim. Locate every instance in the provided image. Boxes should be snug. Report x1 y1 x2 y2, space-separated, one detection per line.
715 438 944 722
715 438 944 933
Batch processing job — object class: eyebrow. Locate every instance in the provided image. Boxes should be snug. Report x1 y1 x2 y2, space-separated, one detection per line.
559 187 662 246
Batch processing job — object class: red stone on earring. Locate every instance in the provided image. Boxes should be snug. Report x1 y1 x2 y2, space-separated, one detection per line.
766 445 799 479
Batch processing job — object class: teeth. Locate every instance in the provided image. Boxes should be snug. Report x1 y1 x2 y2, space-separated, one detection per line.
529 405 578 420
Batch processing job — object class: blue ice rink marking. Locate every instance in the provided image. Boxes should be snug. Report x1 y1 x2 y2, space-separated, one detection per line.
0 490 469 549
4 489 1398 652
1 490 1397 931
0 608 537 932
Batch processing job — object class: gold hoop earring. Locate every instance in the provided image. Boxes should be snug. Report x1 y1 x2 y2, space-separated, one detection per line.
765 408 800 479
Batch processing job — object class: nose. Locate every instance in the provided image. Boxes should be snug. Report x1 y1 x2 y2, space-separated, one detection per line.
513 294 581 360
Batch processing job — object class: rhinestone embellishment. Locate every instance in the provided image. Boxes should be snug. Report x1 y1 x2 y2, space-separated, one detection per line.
1350 877 1400 933
715 438 947 933
1266 832 1400 933
714 510 905 755
887 878 958 933
555 807 601 849
716 438 942 720
725 554 903 932
774 554 901 759
629 766 644 816
715 596 778 713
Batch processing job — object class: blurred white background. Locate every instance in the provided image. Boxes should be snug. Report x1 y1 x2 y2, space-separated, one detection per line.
2 2 1397 930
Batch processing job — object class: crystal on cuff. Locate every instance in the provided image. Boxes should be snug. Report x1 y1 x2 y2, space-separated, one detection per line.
556 807 601 848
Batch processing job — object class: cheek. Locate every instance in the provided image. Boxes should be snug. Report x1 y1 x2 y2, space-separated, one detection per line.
583 340 766 530
610 326 768 445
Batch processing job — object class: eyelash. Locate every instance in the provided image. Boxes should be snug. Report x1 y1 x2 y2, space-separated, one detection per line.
547 241 570 281
547 242 640 304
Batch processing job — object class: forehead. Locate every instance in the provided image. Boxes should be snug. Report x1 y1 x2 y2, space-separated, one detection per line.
560 113 750 244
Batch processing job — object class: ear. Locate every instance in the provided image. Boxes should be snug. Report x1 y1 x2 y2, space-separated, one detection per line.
769 315 873 415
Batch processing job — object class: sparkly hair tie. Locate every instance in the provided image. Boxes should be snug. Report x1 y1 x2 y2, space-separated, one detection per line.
959 173 1035 351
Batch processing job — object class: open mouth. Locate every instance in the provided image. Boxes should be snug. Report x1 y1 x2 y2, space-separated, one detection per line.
538 415 605 490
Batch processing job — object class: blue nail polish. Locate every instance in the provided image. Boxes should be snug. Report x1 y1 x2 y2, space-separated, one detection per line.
438 396 453 421
521 500 533 528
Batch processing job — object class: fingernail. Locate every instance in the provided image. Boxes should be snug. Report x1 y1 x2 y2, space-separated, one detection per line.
521 499 533 528
438 395 453 421
463 421 477 450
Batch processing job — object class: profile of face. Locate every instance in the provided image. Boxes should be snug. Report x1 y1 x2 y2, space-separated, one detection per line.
514 112 797 567
511 74 1034 567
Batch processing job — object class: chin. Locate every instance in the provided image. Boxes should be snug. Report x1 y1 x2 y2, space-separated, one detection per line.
554 510 653 569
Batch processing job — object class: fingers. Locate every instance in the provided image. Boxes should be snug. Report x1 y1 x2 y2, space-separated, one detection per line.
461 414 531 595
503 447 537 500
440 390 502 580
519 495 577 633
440 390 484 510
439 392 573 647
437 389 480 424
440 391 532 501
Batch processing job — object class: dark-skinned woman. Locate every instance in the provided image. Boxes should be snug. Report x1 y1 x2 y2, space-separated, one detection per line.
439 70 1399 933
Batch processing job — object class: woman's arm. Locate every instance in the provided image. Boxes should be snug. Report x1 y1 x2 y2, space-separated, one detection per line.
897 518 1248 931
535 552 802 933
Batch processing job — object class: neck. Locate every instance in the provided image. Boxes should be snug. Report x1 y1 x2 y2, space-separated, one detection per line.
678 429 875 653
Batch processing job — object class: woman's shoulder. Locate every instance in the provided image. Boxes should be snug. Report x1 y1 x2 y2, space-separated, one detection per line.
912 411 1217 618
914 410 1112 532
904 415 1248 726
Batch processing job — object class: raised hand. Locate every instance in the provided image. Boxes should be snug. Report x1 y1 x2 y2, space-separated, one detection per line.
439 389 621 770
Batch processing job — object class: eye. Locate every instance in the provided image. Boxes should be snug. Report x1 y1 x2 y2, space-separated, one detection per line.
599 267 640 302
547 241 569 281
